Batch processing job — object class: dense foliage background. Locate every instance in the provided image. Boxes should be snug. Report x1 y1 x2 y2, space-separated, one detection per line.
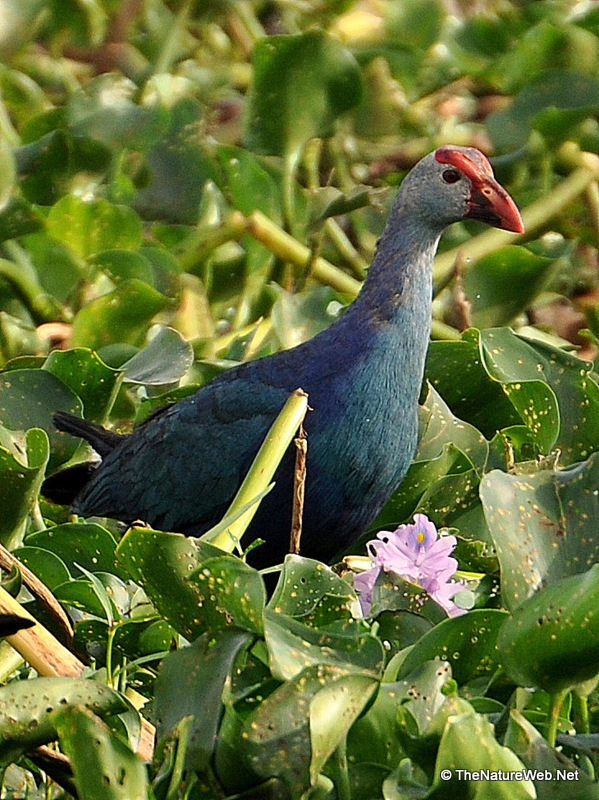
3 0 599 797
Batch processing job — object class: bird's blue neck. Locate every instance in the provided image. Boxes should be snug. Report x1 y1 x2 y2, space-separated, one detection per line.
345 205 441 332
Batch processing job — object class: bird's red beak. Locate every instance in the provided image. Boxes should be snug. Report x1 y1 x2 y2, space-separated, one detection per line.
435 146 525 234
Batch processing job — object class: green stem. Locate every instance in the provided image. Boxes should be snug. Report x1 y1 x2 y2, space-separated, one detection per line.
584 181 599 250
572 691 590 735
325 218 367 278
0 257 60 323
431 318 461 340
546 688 568 748
283 148 301 236
105 624 116 687
152 0 192 76
248 210 361 296
331 735 351 800
304 138 323 190
178 211 248 273
205 389 309 552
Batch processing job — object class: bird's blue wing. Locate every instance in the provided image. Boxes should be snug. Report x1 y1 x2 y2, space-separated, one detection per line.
73 374 292 532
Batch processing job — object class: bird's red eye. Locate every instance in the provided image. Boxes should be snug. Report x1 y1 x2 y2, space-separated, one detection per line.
442 168 461 184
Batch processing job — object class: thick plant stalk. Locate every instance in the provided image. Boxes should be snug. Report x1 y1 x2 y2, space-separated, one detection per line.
248 210 361 296
205 389 309 553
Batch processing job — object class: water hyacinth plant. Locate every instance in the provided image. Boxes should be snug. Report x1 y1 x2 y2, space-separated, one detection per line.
354 514 466 617
6 1 599 798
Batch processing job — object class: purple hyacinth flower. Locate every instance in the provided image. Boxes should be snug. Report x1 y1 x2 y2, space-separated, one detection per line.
355 513 466 617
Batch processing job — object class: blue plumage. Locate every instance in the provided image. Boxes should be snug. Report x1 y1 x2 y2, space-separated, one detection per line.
46 147 523 567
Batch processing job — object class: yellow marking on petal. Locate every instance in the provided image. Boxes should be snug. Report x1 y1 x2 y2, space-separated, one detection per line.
417 531 425 543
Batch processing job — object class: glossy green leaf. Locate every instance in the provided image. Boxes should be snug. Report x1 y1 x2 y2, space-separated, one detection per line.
0 136 16 211
244 31 362 161
0 368 81 470
54 706 148 800
240 663 359 797
487 69 599 151
0 427 48 546
188 556 266 635
90 249 154 284
264 610 384 682
481 453 599 610
68 73 168 150
268 554 354 621
43 347 121 423
478 328 599 463
396 609 508 688
11 544 70 590
70 279 170 349
26 522 124 579
425 707 535 799
425 336 522 439
116 527 229 639
155 629 250 772
121 326 193 386
134 98 221 223
0 677 127 768
375 384 488 530
505 710 599 798
465 246 557 328
309 672 378 782
498 564 599 693
47 195 142 259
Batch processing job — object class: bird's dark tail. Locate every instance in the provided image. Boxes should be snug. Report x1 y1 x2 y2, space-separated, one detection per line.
41 412 125 506
41 462 98 506
54 411 123 457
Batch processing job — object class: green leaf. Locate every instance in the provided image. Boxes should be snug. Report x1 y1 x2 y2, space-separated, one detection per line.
309 673 378 783
487 69 599 151
240 663 362 797
134 98 221 224
426 707 535 799
70 279 170 349
0 196 43 243
11 544 70 590
425 336 521 439
374 384 488 530
121 326 193 386
264 610 384 682
90 249 154 284
54 705 148 800
116 527 229 639
0 368 81 470
26 522 124 579
154 630 251 772
47 195 142 259
43 347 121 423
244 31 362 161
0 677 127 768
396 609 508 688
268 555 355 621
481 454 599 610
505 710 599 798
465 246 558 328
188 556 266 635
0 136 16 211
498 564 599 693
68 73 168 150
0 427 48 547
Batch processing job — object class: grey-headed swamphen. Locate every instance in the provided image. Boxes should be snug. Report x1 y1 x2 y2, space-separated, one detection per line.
43 146 524 568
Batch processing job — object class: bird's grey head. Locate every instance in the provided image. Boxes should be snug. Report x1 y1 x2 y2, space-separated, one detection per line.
397 145 524 233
